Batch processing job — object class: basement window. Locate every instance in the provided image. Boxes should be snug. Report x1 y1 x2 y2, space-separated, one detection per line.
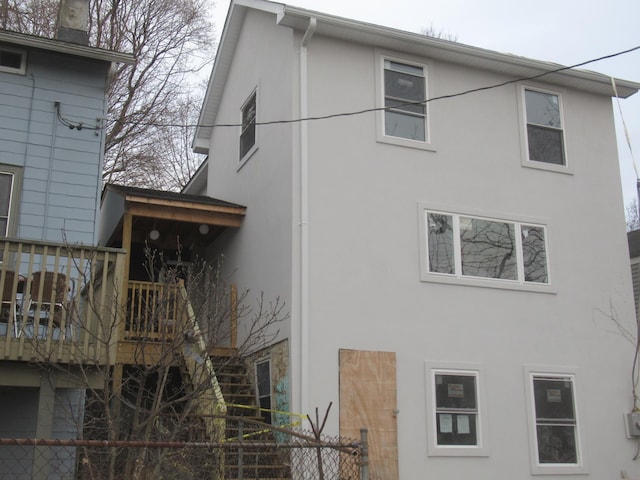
0 46 26 74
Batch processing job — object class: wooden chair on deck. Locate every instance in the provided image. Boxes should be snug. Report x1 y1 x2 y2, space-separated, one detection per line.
28 271 68 335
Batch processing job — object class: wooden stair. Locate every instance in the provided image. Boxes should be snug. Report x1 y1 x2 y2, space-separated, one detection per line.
211 356 291 479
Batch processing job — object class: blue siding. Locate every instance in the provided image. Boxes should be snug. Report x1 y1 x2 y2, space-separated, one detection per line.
0 48 109 244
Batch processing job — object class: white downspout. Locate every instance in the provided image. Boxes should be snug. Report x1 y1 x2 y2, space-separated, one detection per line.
299 17 316 419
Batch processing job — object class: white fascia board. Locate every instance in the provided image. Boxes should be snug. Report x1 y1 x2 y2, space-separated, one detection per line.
278 4 639 98
192 0 286 153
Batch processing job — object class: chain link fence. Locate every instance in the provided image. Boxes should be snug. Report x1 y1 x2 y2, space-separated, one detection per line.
0 426 367 480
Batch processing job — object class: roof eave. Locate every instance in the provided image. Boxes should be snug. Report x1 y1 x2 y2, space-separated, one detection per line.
278 4 639 99
0 30 135 65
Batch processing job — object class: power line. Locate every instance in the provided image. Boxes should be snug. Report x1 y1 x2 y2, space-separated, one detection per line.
113 44 640 130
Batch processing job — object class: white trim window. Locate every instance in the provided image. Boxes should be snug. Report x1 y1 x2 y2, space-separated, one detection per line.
424 210 549 285
383 59 427 141
239 90 257 161
525 369 585 474
426 364 489 456
523 87 566 167
0 172 13 236
0 46 26 75
376 53 432 150
255 358 272 424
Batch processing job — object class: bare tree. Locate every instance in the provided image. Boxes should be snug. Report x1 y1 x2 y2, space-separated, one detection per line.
626 198 640 232
20 246 286 479
1 0 214 191
421 23 458 42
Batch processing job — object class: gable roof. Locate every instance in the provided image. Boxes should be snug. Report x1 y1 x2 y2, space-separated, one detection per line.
193 0 640 154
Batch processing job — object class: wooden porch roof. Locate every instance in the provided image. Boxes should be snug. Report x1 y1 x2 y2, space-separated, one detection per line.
100 184 246 249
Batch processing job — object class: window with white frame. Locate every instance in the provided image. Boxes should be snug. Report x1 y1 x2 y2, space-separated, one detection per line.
255 359 272 424
0 46 26 74
383 59 427 142
524 88 565 166
0 166 22 238
426 364 489 456
240 90 257 161
435 372 478 446
525 370 584 474
425 210 549 285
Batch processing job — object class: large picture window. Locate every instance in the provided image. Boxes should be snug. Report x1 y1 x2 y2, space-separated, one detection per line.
425 210 549 285
524 88 565 166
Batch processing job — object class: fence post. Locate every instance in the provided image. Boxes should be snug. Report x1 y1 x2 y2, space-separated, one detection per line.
360 428 369 480
237 419 244 480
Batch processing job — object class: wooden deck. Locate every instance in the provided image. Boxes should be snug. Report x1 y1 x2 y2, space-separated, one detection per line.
0 238 126 365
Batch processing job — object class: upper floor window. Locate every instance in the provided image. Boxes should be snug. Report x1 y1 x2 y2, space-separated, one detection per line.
0 165 22 238
384 60 427 142
0 46 26 74
525 368 585 474
424 209 549 287
523 88 566 167
376 53 432 150
240 90 257 161
0 172 13 236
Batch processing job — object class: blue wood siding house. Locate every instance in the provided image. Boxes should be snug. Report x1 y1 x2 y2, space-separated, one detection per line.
0 30 132 244
0 28 132 479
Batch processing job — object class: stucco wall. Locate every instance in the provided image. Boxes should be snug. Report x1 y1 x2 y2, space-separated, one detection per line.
204 8 296 347
302 32 637 478
199 7 638 478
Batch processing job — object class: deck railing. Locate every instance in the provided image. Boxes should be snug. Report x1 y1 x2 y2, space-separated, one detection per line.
0 237 126 364
123 280 238 352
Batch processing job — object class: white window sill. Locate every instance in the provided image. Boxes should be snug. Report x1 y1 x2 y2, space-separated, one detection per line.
238 144 258 172
376 132 437 152
419 272 556 294
522 159 574 175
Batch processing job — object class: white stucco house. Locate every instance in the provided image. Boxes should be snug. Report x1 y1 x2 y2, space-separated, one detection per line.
184 0 640 477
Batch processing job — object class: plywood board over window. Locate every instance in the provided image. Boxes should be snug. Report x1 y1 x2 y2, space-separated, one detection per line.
339 349 398 480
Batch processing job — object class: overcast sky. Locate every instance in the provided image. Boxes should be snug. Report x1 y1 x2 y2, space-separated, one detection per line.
211 0 640 207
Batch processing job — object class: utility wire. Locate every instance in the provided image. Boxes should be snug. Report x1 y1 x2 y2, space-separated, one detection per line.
111 44 640 129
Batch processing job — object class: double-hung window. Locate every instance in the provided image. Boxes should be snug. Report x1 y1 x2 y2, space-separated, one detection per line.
426 364 488 456
435 372 478 446
384 60 426 142
525 369 585 474
240 90 257 161
376 54 430 148
424 210 549 286
523 88 566 167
